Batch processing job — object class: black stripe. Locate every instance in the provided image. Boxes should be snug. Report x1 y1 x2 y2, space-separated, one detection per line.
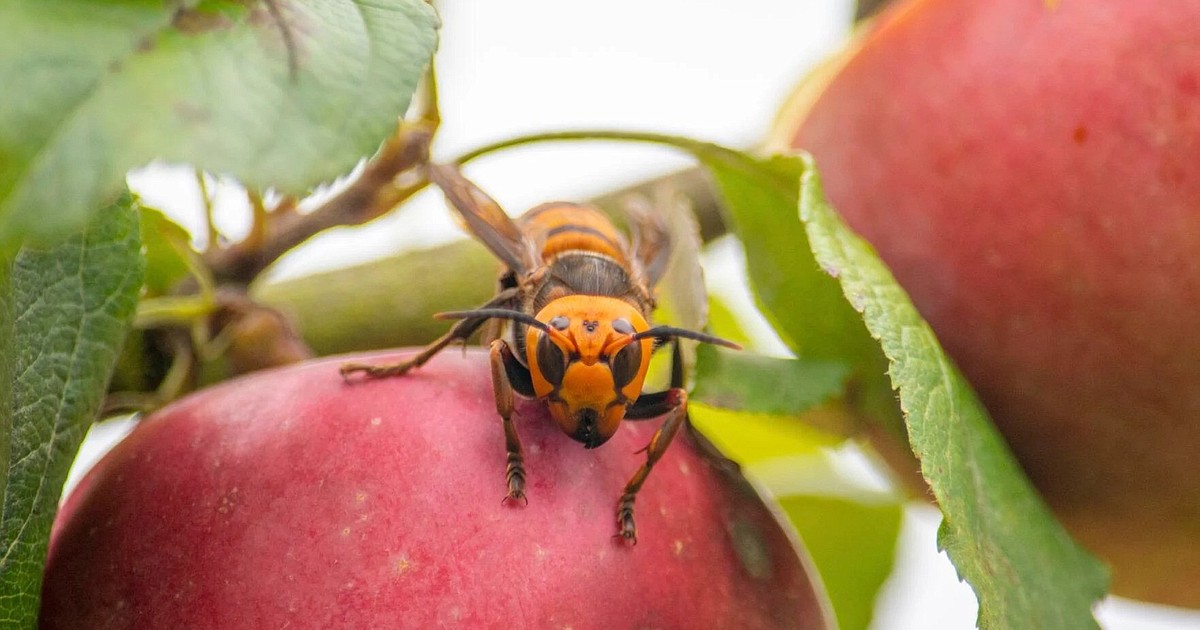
546 224 622 252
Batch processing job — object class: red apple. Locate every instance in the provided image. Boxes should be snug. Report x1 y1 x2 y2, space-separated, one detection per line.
772 0 1200 606
40 350 831 629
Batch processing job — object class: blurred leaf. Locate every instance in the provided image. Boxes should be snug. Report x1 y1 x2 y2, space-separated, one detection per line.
692 345 850 417
689 404 840 466
855 0 896 21
0 196 143 626
798 157 1107 628
0 0 439 250
704 294 753 349
779 494 902 630
139 205 194 297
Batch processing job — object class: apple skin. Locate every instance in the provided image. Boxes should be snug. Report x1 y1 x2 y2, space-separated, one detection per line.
776 0 1200 605
40 350 831 629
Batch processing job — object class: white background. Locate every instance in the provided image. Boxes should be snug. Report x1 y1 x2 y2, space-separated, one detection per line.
99 1 1200 628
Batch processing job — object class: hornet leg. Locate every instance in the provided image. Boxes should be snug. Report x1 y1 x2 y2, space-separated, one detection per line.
615 340 738 542
339 288 518 380
616 341 692 543
617 388 688 544
490 338 530 504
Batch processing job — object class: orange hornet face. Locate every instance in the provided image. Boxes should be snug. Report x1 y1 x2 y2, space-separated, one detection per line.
524 295 655 449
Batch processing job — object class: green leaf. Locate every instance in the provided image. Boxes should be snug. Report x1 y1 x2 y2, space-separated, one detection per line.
692 344 850 417
703 294 754 349
700 155 871 362
0 0 439 250
779 495 902 630
139 205 195 297
0 197 143 626
0 265 11 521
689 404 840 466
798 156 1107 628
690 151 901 432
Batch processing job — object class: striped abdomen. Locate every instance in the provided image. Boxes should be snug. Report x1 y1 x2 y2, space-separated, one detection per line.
519 203 632 267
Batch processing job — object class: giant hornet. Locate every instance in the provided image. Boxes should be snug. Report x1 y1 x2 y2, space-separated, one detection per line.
341 165 739 543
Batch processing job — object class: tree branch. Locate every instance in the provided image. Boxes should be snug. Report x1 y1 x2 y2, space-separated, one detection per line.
205 123 436 284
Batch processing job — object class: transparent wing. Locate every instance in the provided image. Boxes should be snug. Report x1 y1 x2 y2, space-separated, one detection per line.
428 164 540 275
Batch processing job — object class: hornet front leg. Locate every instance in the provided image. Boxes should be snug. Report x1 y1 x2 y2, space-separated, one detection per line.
339 288 518 380
615 339 734 543
615 340 693 543
490 338 537 505
616 387 689 544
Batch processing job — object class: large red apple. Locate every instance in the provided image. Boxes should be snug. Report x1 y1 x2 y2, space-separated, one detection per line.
772 0 1200 605
40 350 831 629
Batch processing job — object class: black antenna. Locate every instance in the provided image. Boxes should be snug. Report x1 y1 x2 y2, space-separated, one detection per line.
435 309 552 332
629 326 742 350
